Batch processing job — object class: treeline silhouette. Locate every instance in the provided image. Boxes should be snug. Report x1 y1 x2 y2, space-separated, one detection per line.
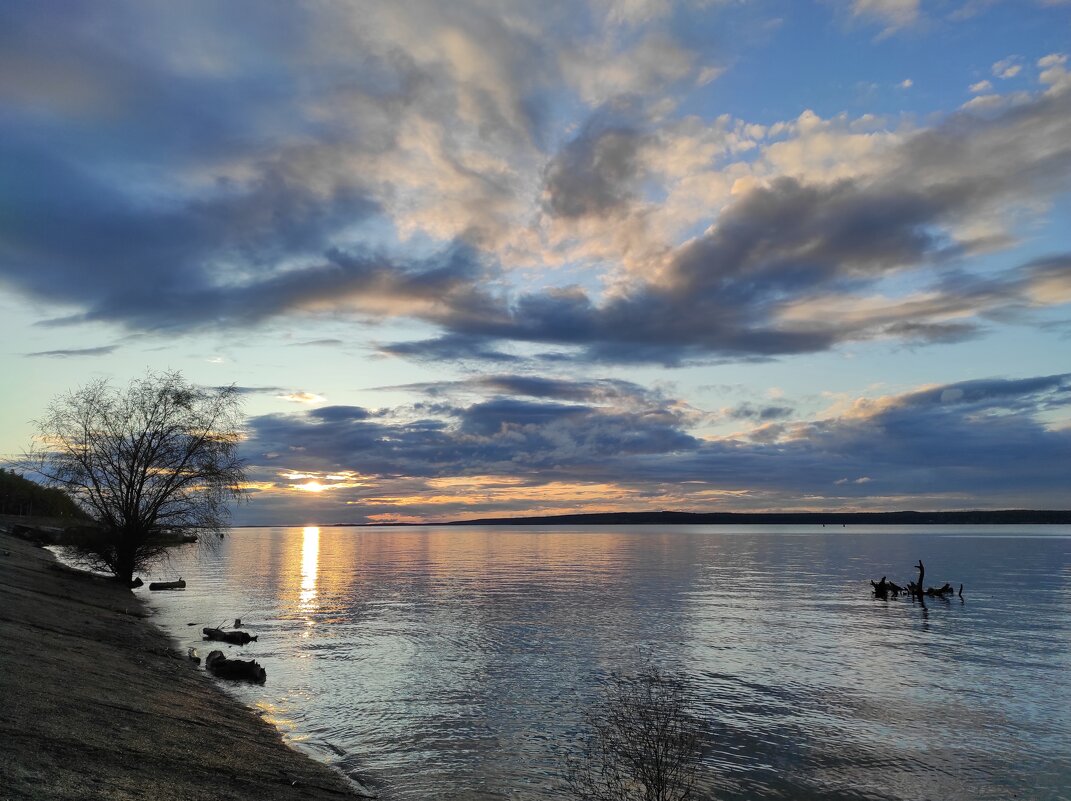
0 468 87 519
442 509 1071 526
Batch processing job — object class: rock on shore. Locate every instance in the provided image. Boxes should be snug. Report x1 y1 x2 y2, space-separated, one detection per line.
0 531 368 800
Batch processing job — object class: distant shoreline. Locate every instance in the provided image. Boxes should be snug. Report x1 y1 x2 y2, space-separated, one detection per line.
235 509 1071 528
439 509 1071 526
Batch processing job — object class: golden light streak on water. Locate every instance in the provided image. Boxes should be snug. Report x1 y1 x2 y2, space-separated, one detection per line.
300 526 320 616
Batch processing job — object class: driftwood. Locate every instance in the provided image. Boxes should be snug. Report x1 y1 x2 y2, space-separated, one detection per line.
205 650 266 683
203 627 257 645
129 577 144 589
922 582 955 597
148 578 186 591
872 560 964 600
870 576 904 597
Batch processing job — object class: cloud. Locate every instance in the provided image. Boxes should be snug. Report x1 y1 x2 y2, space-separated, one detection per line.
378 334 522 364
308 405 372 422
280 391 325 404
238 372 1071 522
376 375 661 405
24 345 117 358
244 389 700 483
2 2 1070 371
40 240 496 333
848 0 920 33
387 180 1071 366
1039 53 1071 95
226 385 288 396
8 75 1069 368
542 101 649 220
992 57 1022 79
726 403 795 421
288 339 344 348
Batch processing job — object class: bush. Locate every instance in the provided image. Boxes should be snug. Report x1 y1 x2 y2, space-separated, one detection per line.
564 667 703 801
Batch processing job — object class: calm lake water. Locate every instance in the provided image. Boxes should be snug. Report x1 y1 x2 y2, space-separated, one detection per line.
137 525 1071 801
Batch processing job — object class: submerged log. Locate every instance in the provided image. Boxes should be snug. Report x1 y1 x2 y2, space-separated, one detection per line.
205 650 266 683
202 627 257 645
925 582 955 597
148 579 186 591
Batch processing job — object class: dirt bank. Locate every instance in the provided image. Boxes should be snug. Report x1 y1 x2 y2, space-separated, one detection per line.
0 530 367 801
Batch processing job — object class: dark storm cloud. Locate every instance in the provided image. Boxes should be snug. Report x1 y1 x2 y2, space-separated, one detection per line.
242 373 1071 520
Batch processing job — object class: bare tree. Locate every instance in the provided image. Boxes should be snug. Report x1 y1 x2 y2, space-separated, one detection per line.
564 667 702 801
31 371 246 584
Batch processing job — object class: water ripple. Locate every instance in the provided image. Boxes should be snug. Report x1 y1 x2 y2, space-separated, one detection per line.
142 525 1071 801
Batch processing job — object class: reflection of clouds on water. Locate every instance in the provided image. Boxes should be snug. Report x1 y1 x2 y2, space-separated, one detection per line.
142 526 1071 801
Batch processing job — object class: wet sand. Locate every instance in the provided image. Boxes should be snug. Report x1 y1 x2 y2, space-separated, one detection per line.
0 530 368 801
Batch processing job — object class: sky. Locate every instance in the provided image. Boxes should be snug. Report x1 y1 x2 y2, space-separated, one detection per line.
1 0 1069 524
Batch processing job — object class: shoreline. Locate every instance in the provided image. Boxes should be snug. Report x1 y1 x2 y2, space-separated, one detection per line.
0 530 371 801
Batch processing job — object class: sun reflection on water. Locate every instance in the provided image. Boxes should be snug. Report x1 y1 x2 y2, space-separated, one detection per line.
300 525 319 613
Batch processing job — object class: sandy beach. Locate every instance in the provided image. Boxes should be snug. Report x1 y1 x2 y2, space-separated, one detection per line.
0 530 367 801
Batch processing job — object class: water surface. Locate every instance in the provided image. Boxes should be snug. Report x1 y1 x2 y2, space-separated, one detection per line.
140 525 1071 800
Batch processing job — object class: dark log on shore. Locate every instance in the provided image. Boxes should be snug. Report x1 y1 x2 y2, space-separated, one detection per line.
148 579 186 591
205 650 266 683
203 627 257 645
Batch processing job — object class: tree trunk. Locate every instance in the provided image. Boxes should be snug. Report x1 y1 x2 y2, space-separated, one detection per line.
114 545 137 587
